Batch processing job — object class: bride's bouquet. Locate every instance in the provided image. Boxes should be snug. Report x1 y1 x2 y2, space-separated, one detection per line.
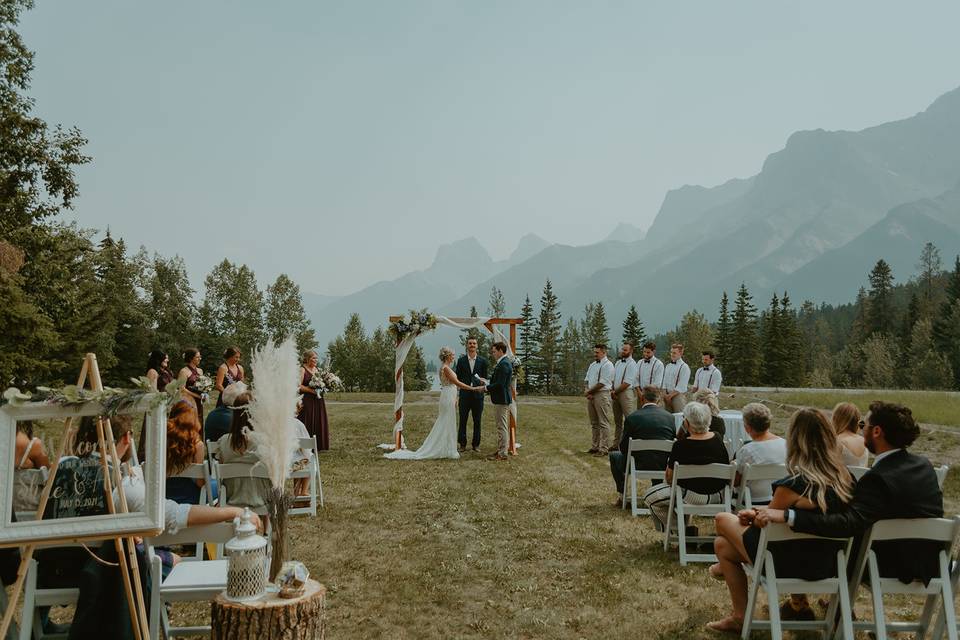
308 369 344 397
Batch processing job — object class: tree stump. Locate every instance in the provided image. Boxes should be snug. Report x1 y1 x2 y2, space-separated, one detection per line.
211 579 326 640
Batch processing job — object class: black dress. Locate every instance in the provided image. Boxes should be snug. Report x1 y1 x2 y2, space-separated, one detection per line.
297 368 330 450
742 475 849 580
185 366 204 424
216 364 244 407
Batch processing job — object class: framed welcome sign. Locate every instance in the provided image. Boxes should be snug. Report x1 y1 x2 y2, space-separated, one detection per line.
0 397 168 547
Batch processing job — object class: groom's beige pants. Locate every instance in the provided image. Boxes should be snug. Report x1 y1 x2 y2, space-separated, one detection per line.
587 390 613 453
611 389 637 449
494 403 510 455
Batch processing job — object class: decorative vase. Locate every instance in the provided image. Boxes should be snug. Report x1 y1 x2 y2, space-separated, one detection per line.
266 487 293 582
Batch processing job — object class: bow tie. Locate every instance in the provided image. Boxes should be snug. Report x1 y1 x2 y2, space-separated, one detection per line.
620 358 627 363
643 359 651 364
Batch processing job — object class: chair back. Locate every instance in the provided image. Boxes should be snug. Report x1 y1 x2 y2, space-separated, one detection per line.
737 463 787 509
625 438 673 455
847 465 870 481
169 462 214 506
298 436 318 451
146 522 235 549
867 517 960 546
673 462 736 482
216 462 272 481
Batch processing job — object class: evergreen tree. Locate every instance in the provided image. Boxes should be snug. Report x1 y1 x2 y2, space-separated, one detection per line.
759 293 782 386
326 314 371 391
487 286 506 318
666 310 713 367
265 273 317 354
726 283 760 385
861 334 896 389
907 318 954 390
866 259 896 336
849 287 871 346
534 280 562 394
715 292 732 365
587 301 610 347
933 256 960 388
916 242 943 318
558 317 585 395
517 294 538 393
778 292 804 387
459 305 487 353
198 260 266 363
148 254 196 353
0 265 59 384
368 327 396 391
405 345 430 391
621 304 646 348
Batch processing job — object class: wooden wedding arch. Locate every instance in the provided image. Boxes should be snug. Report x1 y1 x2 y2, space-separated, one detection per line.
387 315 523 454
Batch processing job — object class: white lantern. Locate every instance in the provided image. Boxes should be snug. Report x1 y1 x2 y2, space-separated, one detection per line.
225 507 267 601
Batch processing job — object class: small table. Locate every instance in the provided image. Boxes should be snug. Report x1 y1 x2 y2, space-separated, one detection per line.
720 410 747 452
211 579 326 640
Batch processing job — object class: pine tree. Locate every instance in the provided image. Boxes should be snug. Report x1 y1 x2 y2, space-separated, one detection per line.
907 318 954 390
487 286 506 318
459 305 487 353
148 254 196 353
327 314 371 391
198 260 266 364
559 317 585 395
726 283 760 385
933 256 960 388
861 334 896 389
866 259 896 337
621 305 646 349
405 345 430 391
666 310 714 367
0 268 59 384
917 242 943 318
778 292 804 387
759 293 783 386
534 280 562 394
587 301 610 347
517 294 538 393
265 274 317 354
850 287 871 346
715 292 732 366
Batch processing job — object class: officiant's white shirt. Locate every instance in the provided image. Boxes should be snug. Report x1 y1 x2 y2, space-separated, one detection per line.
584 357 614 391
662 359 690 394
613 357 639 389
693 365 722 393
637 357 665 388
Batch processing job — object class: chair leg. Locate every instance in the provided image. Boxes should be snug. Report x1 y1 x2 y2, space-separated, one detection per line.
662 489 675 552
741 570 760 640
21 560 37 640
676 499 687 565
940 552 959 640
836 553 854 640
765 559 783 640
868 552 887 640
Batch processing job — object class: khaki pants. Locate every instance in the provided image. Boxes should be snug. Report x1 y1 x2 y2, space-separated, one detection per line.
587 390 613 453
494 403 510 455
611 390 637 449
665 392 687 414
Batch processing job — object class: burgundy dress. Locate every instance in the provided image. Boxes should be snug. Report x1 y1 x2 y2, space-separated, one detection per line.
298 368 330 450
185 366 204 424
216 364 244 407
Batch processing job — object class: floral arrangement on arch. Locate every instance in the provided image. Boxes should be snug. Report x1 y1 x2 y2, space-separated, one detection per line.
308 368 344 397
388 309 438 342
508 354 525 385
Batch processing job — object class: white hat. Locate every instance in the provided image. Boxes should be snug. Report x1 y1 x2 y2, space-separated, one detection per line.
221 381 249 408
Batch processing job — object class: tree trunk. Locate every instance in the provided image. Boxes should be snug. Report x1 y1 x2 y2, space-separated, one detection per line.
211 579 325 640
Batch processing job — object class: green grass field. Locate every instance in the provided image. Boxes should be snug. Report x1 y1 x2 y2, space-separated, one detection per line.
24 390 960 638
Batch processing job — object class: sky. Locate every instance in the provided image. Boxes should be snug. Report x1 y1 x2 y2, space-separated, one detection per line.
19 1 960 296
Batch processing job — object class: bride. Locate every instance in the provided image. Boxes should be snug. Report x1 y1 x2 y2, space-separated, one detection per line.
384 346 484 460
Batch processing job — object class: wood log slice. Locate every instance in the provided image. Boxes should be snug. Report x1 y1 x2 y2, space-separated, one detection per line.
211 579 325 640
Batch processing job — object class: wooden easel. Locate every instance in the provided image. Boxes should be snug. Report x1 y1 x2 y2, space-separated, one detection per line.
0 353 150 640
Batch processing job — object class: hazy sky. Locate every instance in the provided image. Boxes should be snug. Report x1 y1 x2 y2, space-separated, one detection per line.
20 1 960 296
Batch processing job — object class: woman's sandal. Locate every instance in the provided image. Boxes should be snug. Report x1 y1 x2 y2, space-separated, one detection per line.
705 617 743 634
708 562 724 581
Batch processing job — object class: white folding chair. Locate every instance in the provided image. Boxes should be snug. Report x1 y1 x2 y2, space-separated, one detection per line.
205 440 220 472
289 436 323 516
168 462 215 560
215 462 271 518
846 517 960 640
146 522 236 640
933 535 960 640
741 523 855 640
620 439 673 516
735 463 786 510
662 462 736 565
19 552 81 640
847 465 870 481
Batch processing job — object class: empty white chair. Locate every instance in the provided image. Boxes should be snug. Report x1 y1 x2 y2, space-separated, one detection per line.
146 522 236 640
847 517 960 640
620 439 673 516
741 523 855 640
735 463 787 510
289 436 323 515
662 462 736 565
19 554 80 640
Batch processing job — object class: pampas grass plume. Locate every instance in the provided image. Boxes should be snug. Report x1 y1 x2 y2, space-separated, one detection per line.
246 338 300 488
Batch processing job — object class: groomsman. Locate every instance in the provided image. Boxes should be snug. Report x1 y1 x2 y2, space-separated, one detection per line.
584 344 615 456
691 350 722 395
455 338 489 452
636 341 665 394
661 343 691 413
610 342 639 448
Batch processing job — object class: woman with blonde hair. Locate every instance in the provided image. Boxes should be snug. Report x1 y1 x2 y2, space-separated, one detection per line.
706 408 855 633
832 402 868 466
691 389 726 437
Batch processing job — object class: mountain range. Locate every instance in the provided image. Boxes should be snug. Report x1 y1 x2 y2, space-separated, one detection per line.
309 86 960 351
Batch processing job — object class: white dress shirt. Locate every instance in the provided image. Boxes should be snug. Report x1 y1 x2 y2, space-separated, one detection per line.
693 365 722 393
637 357 665 389
468 355 477 374
662 359 690 394
613 357 639 390
584 357 615 391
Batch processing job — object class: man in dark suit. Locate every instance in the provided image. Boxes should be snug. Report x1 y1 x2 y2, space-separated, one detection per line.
758 401 944 584
608 385 676 501
455 337 489 452
482 341 513 460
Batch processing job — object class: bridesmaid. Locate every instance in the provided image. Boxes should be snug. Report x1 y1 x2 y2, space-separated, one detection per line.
215 346 245 407
297 350 330 450
146 350 174 391
178 348 206 424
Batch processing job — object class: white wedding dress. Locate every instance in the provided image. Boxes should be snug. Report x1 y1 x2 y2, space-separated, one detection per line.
384 371 460 460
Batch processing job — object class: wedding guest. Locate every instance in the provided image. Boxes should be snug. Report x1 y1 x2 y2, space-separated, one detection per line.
214 346 245 407
455 337 489 452
642 402 729 532
165 400 207 505
611 342 639 449
13 421 50 513
145 349 174 391
661 343 691 413
608 386 675 502
691 350 722 395
832 402 868 466
297 350 330 450
707 408 854 633
757 401 944 586
204 381 246 442
681 389 726 438
216 395 271 513
637 341 665 394
732 403 785 506
177 348 206 423
15 421 49 470
584 344 615 456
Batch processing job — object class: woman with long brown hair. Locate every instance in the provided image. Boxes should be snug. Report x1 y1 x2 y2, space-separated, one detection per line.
178 348 206 423
214 346 245 408
164 400 208 505
832 402 868 466
706 408 855 634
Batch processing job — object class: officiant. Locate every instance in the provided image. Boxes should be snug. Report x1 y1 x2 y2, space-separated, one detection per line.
455 338 489 452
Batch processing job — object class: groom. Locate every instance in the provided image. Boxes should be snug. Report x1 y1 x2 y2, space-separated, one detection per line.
455 338 489 452
481 341 513 461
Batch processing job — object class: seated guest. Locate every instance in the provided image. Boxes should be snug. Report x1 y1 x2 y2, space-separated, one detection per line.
608 386 675 504
677 389 726 438
15 421 50 469
216 393 272 512
732 403 786 506
758 400 944 585
832 402 868 466
13 421 50 513
707 408 854 633
642 402 729 532
204 381 247 442
165 400 207 505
